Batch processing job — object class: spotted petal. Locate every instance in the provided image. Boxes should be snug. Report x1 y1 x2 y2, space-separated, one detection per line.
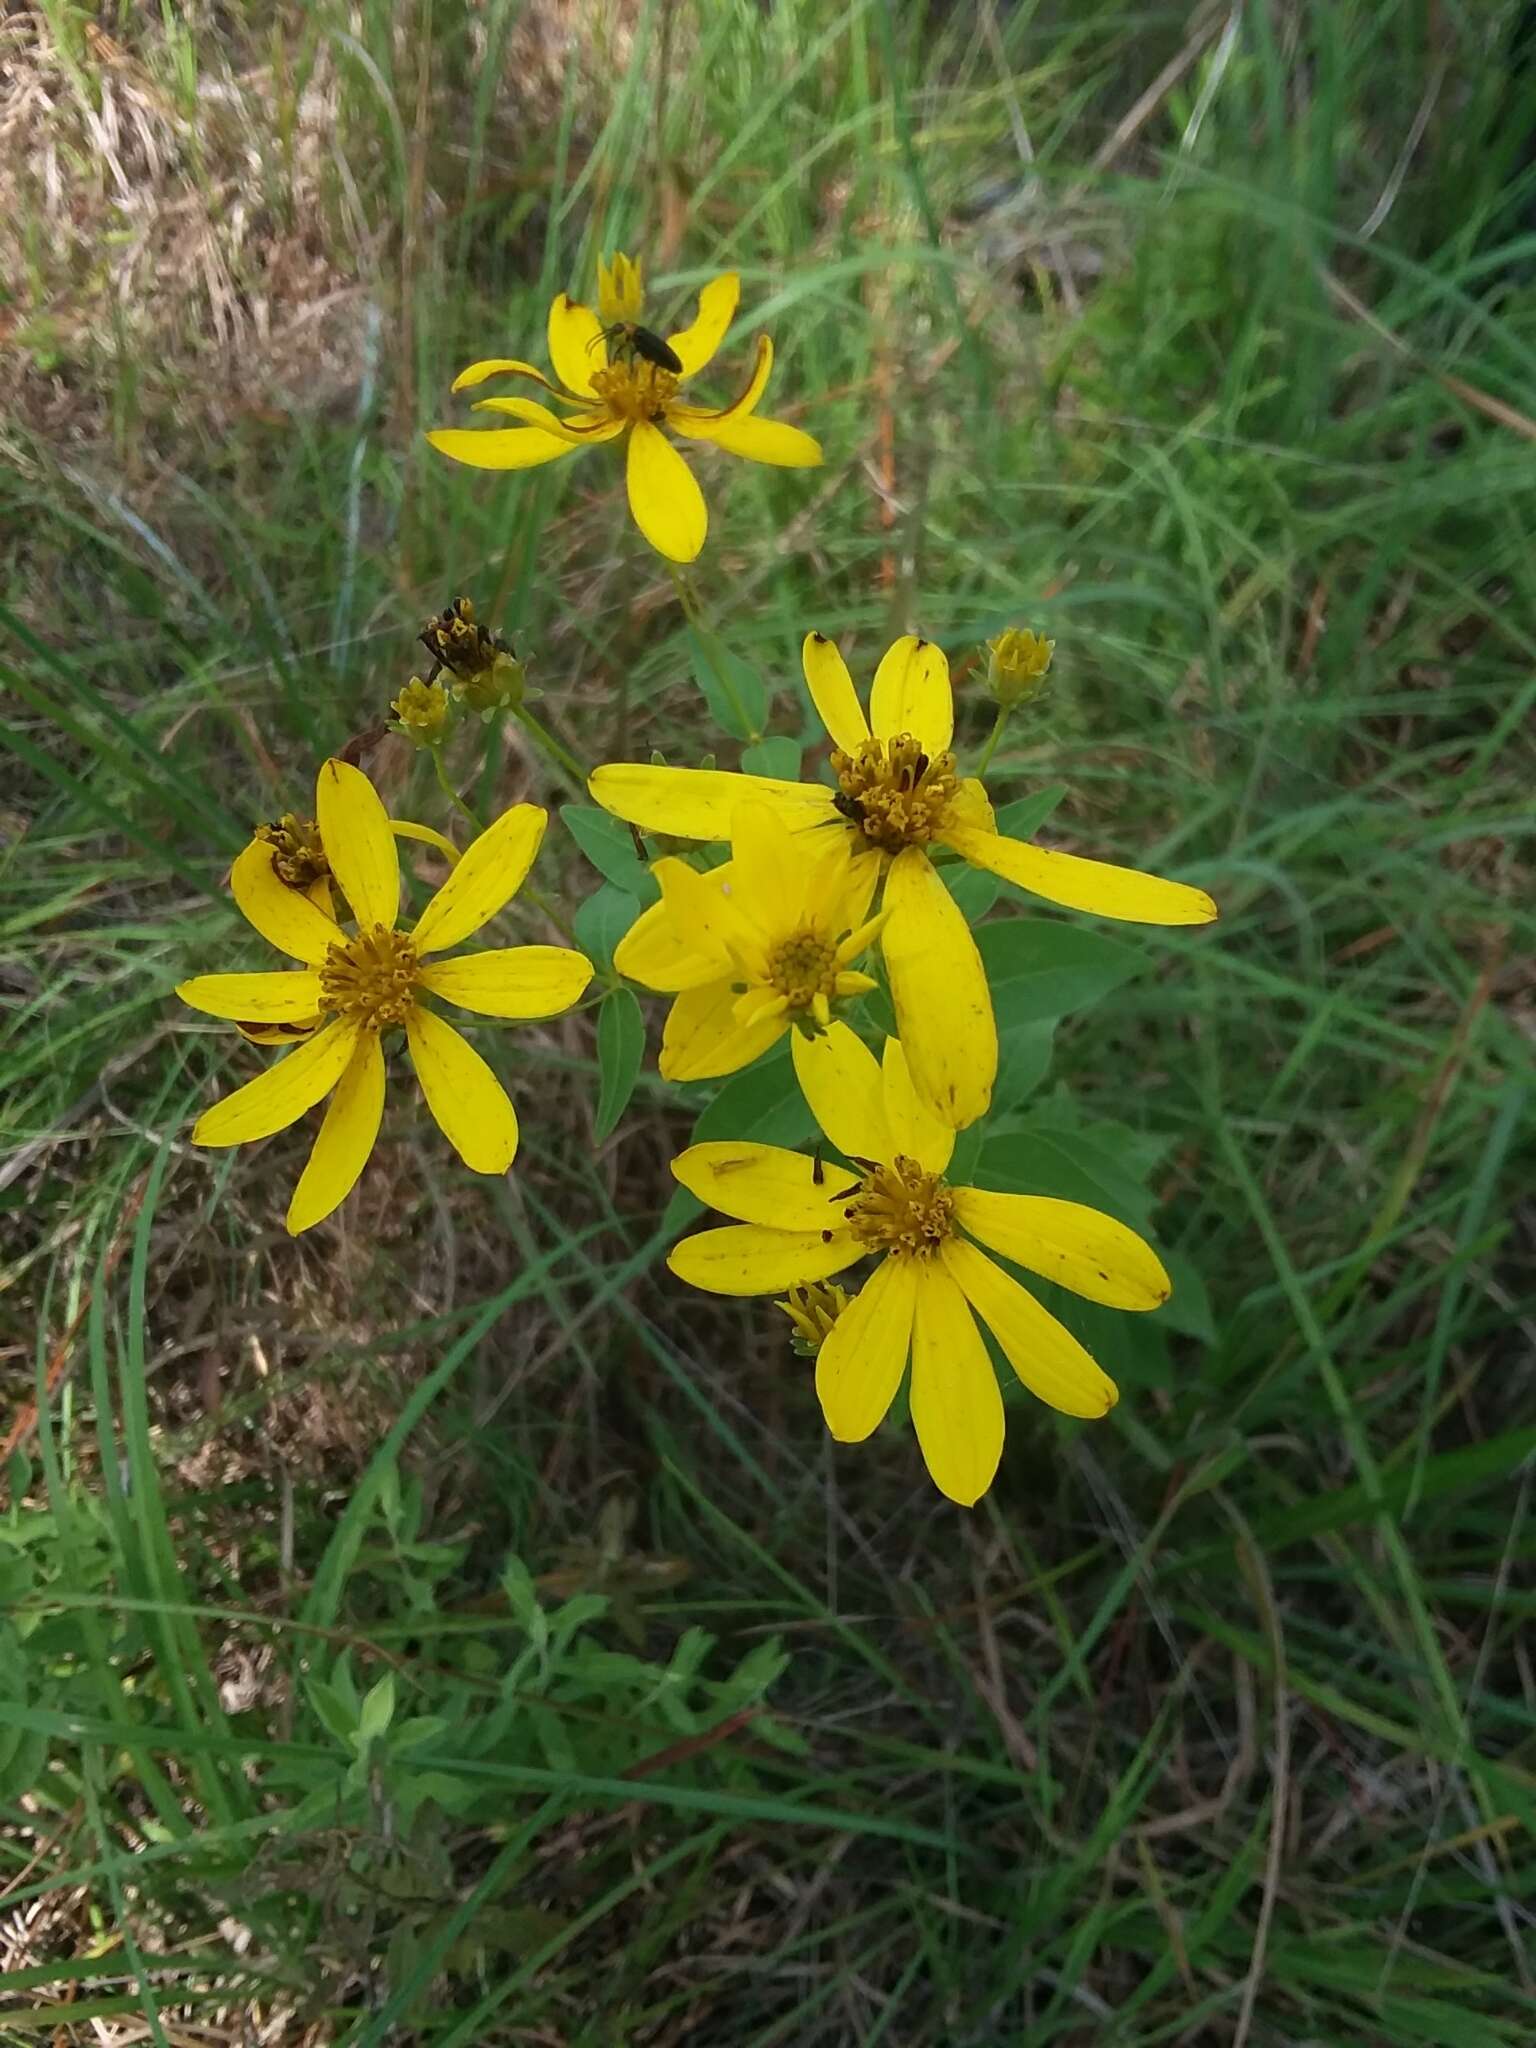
881 847 995 1130
801 633 871 754
815 1252 917 1443
790 1021 890 1165
177 969 325 1022
869 636 952 755
671 1141 858 1229
952 1187 1170 1310
942 1238 1117 1418
191 1019 358 1148
230 840 339 964
316 759 399 933
404 1005 519 1173
668 1221 862 1295
940 824 1218 927
548 293 605 397
590 763 837 842
659 980 785 1082
285 1033 386 1235
418 945 593 1019
412 804 546 956
881 1037 954 1177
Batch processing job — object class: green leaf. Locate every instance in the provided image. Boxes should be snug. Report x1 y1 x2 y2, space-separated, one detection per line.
942 861 999 922
560 805 659 903
980 919 1146 1024
574 882 641 971
994 1020 1056 1107
993 785 1067 840
357 1673 396 1747
1156 1249 1215 1342
688 627 766 741
306 1679 361 1746
975 1121 1157 1229
741 735 803 780
595 987 646 1142
691 1043 814 1150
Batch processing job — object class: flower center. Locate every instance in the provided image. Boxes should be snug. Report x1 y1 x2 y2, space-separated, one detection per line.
842 1155 955 1259
319 926 419 1031
590 361 678 423
256 813 329 891
829 734 960 854
767 928 841 1012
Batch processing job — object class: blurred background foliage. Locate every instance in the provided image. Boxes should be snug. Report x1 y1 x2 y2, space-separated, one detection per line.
1 0 1534 2040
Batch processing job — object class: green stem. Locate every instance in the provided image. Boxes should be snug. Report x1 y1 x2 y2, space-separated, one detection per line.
974 704 1010 777
514 707 587 789
666 562 755 743
431 747 484 833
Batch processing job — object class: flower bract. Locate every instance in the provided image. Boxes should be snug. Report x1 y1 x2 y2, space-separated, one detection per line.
668 1024 1170 1506
178 760 593 1234
427 253 822 563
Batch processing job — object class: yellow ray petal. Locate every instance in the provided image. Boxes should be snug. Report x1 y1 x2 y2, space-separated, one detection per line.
285 1033 386 1235
235 1017 322 1047
659 980 786 1082
909 1260 1004 1507
426 426 580 471
728 801 801 924
668 334 772 421
613 883 724 992
548 292 605 396
418 945 593 1019
230 840 340 964
655 854 753 962
191 1019 358 1148
450 357 560 394
316 759 399 934
589 763 837 841
666 272 740 378
626 419 707 563
177 969 325 1022
881 847 995 1130
671 410 822 467
404 1006 519 1173
834 848 884 937
952 1188 1170 1310
668 1221 862 1296
412 803 546 956
942 1238 1118 1419
390 819 460 867
671 1141 858 1228
869 635 953 754
801 632 871 754
814 1252 916 1442
940 824 1218 927
948 778 996 834
470 394 625 443
790 1020 890 1164
881 1037 954 1176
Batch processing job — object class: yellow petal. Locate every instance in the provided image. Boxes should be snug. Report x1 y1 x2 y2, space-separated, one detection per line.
671 411 822 467
412 803 546 956
668 1222 862 1295
940 824 1218 927
671 1141 858 1228
316 759 399 934
177 969 325 1022
391 819 460 868
659 980 786 1082
949 778 996 834
801 633 871 754
235 1017 322 1047
426 426 579 471
814 1253 916 1442
470 394 625 444
834 848 884 936
418 945 593 1019
952 1188 1170 1310
942 1239 1118 1419
230 840 340 964
881 847 995 1129
666 272 740 378
191 1019 358 1148
285 1034 386 1235
589 763 837 841
613 886 722 992
404 1006 519 1173
881 1037 954 1175
728 802 800 922
547 292 605 396
790 1020 890 1163
869 635 952 753
626 419 707 563
909 1261 1004 1507
450 357 560 394
655 854 752 962
668 334 772 421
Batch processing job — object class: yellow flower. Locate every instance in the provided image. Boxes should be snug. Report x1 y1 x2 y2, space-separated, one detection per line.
669 1024 1169 1507
613 799 884 1081
986 627 1054 706
590 631 1218 1130
390 676 452 748
426 254 823 564
177 760 594 1234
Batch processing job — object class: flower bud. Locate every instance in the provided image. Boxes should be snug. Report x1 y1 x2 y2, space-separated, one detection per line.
777 1280 854 1357
420 597 524 717
390 676 451 748
597 251 645 324
253 812 329 891
985 627 1054 707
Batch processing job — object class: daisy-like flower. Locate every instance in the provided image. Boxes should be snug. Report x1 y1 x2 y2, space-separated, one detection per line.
177 760 594 1235
426 253 822 564
591 632 1218 1129
669 1023 1170 1507
613 799 884 1081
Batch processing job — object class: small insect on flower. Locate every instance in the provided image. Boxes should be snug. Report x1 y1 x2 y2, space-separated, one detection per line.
593 321 685 375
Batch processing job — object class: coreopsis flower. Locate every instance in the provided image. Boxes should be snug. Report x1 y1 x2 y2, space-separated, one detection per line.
986 627 1054 706
427 253 822 563
670 1024 1169 1506
591 631 1217 1129
613 799 884 1081
177 760 593 1234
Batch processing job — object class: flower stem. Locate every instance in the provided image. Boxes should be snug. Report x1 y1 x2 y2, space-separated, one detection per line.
974 705 1010 778
514 707 587 789
431 747 484 834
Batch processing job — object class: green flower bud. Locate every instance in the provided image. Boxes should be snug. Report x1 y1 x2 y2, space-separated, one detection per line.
985 627 1054 707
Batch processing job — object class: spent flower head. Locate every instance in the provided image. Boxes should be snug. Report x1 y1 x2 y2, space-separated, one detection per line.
986 627 1054 707
390 676 452 749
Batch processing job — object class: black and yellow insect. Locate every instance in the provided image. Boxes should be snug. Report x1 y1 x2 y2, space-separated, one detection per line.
593 322 684 375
